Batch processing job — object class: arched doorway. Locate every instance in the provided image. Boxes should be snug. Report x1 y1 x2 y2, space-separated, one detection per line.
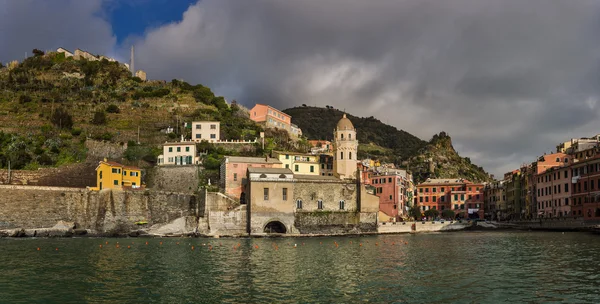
263 221 286 234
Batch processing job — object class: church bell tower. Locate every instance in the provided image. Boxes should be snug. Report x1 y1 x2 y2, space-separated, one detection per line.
333 114 358 179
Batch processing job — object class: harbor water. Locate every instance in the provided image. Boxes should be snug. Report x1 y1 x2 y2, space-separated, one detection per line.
0 231 599 303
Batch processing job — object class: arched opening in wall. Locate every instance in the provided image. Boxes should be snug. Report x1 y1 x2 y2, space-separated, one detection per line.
263 221 287 234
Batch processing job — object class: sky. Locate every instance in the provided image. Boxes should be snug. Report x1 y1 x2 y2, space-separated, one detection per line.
1 0 600 178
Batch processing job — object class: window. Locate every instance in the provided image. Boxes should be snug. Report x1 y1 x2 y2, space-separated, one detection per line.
461 194 465 200
468 195 472 200
349 133 352 139
186 147 190 152
454 204 459 210
210 134 216 139
99 171 102 179
564 170 568 178
460 204 464 210
196 134 201 139
388 178 392 183
469 187 472 191
565 198 569 205
233 173 237 181
321 164 325 169
389 195 393 200
168 147 173 152
433 196 437 202
286 154 289 159
283 188 288 200
433 188 437 193
340 152 344 160
454 194 458 201
339 200 345 210
349 152 352 160
114 180 119 185
210 124 216 129
441 187 445 192
419 197 423 203
476 194 480 200
419 188 423 193
131 172 138 177
425 188 429 193
112 168 118 173
425 197 429 203
296 199 303 209
264 188 269 200
295 165 299 172
285 164 289 169
310 166 314 173
195 124 201 129
341 133 344 139
441 196 445 202
318 200 323 209
123 170 127 176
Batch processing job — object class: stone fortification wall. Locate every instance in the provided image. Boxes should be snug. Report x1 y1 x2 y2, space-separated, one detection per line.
0 185 200 235
203 192 246 236
85 139 127 160
294 211 377 234
0 162 96 188
504 218 593 230
146 166 199 193
378 221 471 234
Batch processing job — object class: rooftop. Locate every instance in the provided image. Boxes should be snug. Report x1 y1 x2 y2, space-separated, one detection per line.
226 156 282 164
295 174 341 181
247 167 293 174
419 178 471 185
162 141 196 146
99 160 141 171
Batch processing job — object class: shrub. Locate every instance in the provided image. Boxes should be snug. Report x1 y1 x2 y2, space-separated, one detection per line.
106 104 120 113
18 94 32 103
50 108 73 129
71 127 82 136
91 110 107 125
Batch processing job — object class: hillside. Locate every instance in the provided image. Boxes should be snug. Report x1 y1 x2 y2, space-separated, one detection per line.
0 50 297 173
284 106 493 183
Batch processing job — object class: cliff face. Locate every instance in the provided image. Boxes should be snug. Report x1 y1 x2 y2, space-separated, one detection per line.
408 132 493 183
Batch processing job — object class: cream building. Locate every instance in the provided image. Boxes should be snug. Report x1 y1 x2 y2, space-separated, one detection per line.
333 114 358 179
272 151 320 175
192 121 220 142
157 142 198 165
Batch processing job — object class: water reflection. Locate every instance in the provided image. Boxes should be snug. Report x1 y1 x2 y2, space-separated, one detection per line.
0 232 599 303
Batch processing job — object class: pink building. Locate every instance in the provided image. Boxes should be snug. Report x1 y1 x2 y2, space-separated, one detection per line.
220 156 282 201
249 104 292 132
534 153 571 217
371 174 404 219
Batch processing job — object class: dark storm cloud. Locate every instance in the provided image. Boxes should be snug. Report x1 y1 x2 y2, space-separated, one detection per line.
2 0 600 177
0 0 116 63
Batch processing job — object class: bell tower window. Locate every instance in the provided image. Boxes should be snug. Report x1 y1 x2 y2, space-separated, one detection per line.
341 133 344 139
349 133 351 139
340 152 344 160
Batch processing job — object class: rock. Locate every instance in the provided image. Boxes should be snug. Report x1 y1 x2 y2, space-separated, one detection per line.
73 229 88 236
11 228 26 237
53 220 75 230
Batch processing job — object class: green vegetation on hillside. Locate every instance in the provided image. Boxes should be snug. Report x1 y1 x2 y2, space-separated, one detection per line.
284 106 492 183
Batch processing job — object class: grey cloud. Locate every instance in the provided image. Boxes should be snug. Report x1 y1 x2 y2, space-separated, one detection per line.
3 0 600 178
0 0 115 63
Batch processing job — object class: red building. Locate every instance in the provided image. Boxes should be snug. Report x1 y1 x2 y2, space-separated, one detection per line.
570 150 600 220
416 179 484 219
371 174 404 219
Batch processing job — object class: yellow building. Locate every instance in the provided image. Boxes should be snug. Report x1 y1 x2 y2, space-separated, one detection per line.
90 159 142 190
272 151 320 175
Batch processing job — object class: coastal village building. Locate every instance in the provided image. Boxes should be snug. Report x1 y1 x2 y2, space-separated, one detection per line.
244 167 379 234
536 162 571 218
291 124 302 137
249 104 293 133
333 114 358 180
192 121 220 142
219 156 282 201
319 154 334 176
416 179 484 219
308 140 333 154
556 135 600 154
56 47 73 58
569 148 600 219
272 151 320 175
157 141 198 166
90 159 142 191
484 181 505 220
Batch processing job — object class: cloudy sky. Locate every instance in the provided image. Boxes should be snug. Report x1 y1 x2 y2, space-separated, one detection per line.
2 0 600 177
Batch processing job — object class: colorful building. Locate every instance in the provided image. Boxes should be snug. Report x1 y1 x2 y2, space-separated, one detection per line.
484 181 505 220
319 154 334 177
536 164 571 218
249 104 292 133
191 121 220 142
569 148 600 219
90 159 142 191
219 156 282 201
272 151 320 175
157 141 198 166
308 140 333 154
416 178 484 219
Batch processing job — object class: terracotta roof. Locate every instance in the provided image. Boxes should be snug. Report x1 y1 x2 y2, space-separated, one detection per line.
100 160 141 171
419 178 472 185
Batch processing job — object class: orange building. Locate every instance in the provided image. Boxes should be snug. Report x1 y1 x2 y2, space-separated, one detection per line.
249 104 292 132
416 178 484 219
570 148 600 219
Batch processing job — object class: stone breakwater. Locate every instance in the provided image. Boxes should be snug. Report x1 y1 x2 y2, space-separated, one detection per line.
0 185 201 237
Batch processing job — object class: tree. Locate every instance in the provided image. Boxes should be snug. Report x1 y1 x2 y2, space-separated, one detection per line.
91 110 107 125
32 49 44 57
424 209 440 219
442 210 455 219
106 104 120 113
50 108 73 129
408 206 422 220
